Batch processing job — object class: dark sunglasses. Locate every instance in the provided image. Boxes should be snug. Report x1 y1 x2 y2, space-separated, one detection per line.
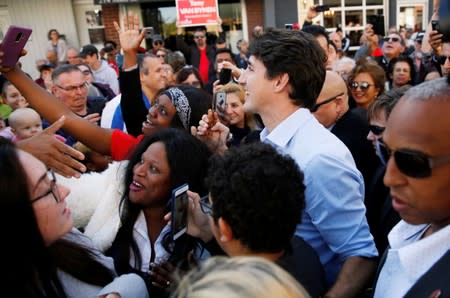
383 36 401 43
369 125 385 136
350 81 373 91
381 142 450 178
153 41 163 45
436 55 450 65
311 92 344 112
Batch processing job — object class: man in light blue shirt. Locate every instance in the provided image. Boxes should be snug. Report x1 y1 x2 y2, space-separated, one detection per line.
239 29 377 297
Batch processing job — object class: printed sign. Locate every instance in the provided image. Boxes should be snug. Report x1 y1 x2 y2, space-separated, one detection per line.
176 0 219 27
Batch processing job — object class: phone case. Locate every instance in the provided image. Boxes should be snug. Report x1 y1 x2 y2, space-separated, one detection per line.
219 68 232 85
171 183 189 241
0 25 32 67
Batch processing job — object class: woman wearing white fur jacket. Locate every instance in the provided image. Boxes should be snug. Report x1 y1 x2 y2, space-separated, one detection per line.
57 129 212 296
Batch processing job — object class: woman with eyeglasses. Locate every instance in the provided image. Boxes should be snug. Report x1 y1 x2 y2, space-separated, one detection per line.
0 137 148 297
347 59 386 110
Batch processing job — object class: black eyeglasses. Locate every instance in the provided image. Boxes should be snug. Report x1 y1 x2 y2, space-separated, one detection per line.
369 125 385 136
381 142 450 178
194 35 205 39
55 82 88 93
30 169 61 204
436 55 450 65
383 36 401 43
310 92 344 112
153 41 163 45
199 195 212 216
350 81 373 91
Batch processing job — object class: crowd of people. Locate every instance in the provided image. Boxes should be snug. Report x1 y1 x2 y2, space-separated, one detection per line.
0 3 449 298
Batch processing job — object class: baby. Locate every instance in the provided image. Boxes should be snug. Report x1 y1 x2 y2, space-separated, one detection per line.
8 107 43 141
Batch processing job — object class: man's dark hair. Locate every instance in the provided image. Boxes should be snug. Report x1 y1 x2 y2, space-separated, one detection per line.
301 24 331 46
249 29 326 109
207 142 306 253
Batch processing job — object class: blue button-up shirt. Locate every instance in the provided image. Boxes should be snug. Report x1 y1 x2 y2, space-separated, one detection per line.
261 108 377 285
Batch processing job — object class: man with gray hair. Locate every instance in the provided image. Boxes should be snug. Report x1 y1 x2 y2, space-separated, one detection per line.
373 76 450 297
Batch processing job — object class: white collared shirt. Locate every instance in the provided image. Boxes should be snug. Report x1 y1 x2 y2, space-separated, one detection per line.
129 211 171 271
375 221 450 298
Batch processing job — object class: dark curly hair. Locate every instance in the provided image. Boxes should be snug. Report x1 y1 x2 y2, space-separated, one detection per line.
249 29 327 109
207 142 305 253
387 55 416 87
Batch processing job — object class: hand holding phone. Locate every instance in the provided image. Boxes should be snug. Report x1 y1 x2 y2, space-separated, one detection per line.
0 25 32 68
171 183 189 241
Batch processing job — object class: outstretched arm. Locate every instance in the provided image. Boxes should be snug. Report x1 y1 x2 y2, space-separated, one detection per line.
115 13 149 136
2 67 113 155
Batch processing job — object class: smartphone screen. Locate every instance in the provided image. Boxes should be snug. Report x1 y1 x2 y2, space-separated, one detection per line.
171 183 189 240
213 91 227 114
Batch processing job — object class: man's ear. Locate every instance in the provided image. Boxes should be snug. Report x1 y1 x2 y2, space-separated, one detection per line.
218 218 233 243
273 73 290 93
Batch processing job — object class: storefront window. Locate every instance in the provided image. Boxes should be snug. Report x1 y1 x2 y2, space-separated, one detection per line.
345 10 363 27
324 11 341 28
345 0 363 7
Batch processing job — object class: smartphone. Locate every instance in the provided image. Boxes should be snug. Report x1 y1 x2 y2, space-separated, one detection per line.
431 20 440 32
0 25 32 68
315 5 330 12
219 68 232 85
143 26 154 39
285 24 293 30
213 91 227 114
171 183 189 241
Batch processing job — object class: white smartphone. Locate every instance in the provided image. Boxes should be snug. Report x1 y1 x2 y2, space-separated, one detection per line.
171 183 189 240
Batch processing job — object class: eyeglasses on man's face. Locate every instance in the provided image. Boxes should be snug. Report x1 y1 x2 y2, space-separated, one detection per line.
310 92 344 113
55 82 88 93
199 195 213 216
31 169 61 204
350 81 373 91
381 141 450 178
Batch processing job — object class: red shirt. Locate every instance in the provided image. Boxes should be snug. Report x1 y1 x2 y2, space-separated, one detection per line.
111 129 145 161
198 47 210 84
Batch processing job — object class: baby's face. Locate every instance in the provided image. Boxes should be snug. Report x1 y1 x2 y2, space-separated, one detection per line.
13 117 43 140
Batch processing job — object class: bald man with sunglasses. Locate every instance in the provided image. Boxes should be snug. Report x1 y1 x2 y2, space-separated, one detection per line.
373 76 450 297
313 71 379 187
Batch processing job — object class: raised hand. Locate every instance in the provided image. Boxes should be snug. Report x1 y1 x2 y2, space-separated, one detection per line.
113 12 145 54
16 116 86 178
191 109 229 155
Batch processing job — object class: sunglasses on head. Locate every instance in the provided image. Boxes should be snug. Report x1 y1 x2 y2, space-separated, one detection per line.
383 36 401 43
350 81 373 91
310 92 344 112
369 125 385 136
436 55 450 65
381 141 450 178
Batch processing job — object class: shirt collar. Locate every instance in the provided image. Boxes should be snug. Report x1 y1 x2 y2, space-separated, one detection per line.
389 221 450 279
260 108 311 148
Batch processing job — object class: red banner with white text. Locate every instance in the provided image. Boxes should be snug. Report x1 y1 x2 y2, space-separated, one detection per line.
176 0 219 27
